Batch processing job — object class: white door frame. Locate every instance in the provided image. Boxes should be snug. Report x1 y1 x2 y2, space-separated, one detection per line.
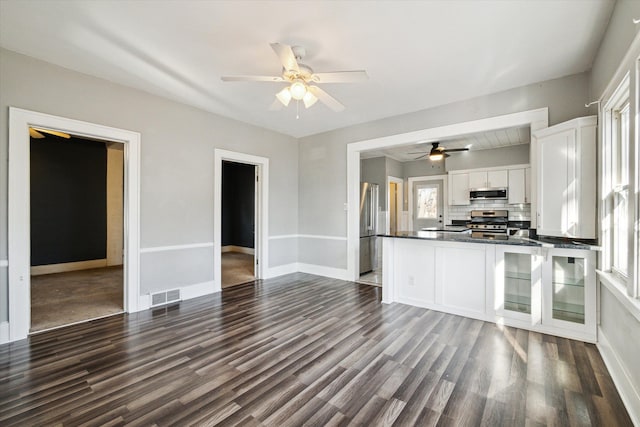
346 107 549 281
386 176 404 234
7 107 141 343
408 175 448 231
214 149 269 291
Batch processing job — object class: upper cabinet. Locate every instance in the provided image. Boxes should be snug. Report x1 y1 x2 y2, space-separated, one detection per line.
508 167 531 204
469 170 508 189
449 172 470 205
534 116 596 238
449 165 529 206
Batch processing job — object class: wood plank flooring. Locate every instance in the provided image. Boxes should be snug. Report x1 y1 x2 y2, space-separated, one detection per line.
0 273 632 426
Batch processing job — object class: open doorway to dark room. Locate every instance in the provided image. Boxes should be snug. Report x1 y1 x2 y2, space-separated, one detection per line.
221 160 256 288
29 128 124 331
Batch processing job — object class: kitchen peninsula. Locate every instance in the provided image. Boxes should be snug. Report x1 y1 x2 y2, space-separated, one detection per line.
380 231 597 342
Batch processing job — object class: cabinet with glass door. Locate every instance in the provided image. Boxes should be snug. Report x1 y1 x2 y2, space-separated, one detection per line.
542 247 596 340
495 246 542 324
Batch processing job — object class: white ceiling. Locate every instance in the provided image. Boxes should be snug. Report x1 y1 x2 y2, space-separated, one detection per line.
361 125 531 161
0 0 613 138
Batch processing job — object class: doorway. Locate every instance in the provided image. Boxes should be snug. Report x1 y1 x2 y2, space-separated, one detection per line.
387 176 404 234
213 149 269 293
408 176 446 231
8 107 141 343
29 132 124 331
221 161 256 288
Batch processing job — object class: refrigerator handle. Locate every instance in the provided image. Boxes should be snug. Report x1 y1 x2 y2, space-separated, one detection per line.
367 187 372 231
370 187 376 232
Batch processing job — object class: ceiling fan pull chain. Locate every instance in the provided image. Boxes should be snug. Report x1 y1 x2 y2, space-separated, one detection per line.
296 100 300 120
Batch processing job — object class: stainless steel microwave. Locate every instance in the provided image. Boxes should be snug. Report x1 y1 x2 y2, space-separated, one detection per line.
469 188 508 200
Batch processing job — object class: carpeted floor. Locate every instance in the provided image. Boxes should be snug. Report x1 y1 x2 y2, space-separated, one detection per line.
222 252 255 288
30 266 124 332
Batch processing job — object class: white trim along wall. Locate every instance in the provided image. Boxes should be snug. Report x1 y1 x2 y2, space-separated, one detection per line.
346 107 549 282
7 107 141 343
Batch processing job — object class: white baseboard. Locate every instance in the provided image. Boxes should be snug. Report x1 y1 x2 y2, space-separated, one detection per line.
0 321 8 343
266 263 299 279
31 259 108 276
597 326 640 425
297 263 350 281
221 245 255 255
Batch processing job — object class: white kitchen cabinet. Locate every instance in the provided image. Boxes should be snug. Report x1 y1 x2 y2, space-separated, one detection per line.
535 116 596 238
469 170 508 189
541 248 596 340
448 172 470 205
508 167 531 204
494 245 542 323
493 244 596 342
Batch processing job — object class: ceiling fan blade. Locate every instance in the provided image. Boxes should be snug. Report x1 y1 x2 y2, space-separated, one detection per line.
268 99 284 111
31 127 71 139
443 148 470 153
308 86 345 112
414 154 429 160
311 71 369 83
29 128 45 139
407 151 429 155
270 43 299 73
221 75 284 82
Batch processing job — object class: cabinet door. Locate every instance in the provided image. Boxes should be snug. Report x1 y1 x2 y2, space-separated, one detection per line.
537 129 575 236
508 169 525 204
541 249 596 339
487 170 508 188
468 171 487 189
449 173 470 205
495 246 541 323
525 167 531 204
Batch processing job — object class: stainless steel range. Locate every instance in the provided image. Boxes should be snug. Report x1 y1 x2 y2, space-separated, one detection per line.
467 210 508 239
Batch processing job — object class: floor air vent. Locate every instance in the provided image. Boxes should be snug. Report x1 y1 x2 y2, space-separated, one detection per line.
150 289 181 307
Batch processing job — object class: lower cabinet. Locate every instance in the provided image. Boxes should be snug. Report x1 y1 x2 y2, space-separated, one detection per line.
382 238 597 342
384 239 488 320
494 245 596 341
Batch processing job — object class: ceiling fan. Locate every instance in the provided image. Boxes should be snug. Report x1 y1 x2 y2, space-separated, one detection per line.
221 43 368 112
410 142 469 161
29 127 71 139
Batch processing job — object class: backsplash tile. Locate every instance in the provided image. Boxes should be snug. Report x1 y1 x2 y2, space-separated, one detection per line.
447 201 531 223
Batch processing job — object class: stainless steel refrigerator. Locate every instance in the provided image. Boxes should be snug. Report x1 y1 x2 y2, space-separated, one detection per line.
360 182 379 274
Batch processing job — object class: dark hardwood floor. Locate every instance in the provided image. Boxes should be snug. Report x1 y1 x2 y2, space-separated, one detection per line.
0 273 632 426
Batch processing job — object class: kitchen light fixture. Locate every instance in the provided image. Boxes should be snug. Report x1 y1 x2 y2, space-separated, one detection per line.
410 142 469 161
429 151 444 161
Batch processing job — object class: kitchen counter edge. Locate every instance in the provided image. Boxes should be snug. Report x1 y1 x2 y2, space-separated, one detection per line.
377 232 599 250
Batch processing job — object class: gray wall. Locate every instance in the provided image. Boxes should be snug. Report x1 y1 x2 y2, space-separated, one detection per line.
445 144 530 171
0 48 299 321
589 0 640 99
298 72 590 269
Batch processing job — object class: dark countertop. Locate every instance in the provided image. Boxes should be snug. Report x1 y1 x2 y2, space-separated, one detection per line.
378 231 599 250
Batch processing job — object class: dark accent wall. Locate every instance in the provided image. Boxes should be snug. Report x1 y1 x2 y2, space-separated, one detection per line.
222 161 255 248
30 136 107 266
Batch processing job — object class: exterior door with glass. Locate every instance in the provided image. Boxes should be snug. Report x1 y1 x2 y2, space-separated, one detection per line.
412 179 444 230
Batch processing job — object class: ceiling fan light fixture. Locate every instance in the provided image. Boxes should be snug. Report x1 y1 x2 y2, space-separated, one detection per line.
289 80 307 100
302 90 318 108
429 152 444 161
276 87 292 106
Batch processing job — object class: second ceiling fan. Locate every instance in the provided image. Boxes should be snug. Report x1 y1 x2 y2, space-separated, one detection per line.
221 43 368 112
410 142 469 161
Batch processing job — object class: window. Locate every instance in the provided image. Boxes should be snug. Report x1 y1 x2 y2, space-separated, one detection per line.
416 187 438 219
612 102 629 276
602 75 630 282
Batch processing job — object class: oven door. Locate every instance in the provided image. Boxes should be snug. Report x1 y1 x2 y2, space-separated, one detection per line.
471 231 508 240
